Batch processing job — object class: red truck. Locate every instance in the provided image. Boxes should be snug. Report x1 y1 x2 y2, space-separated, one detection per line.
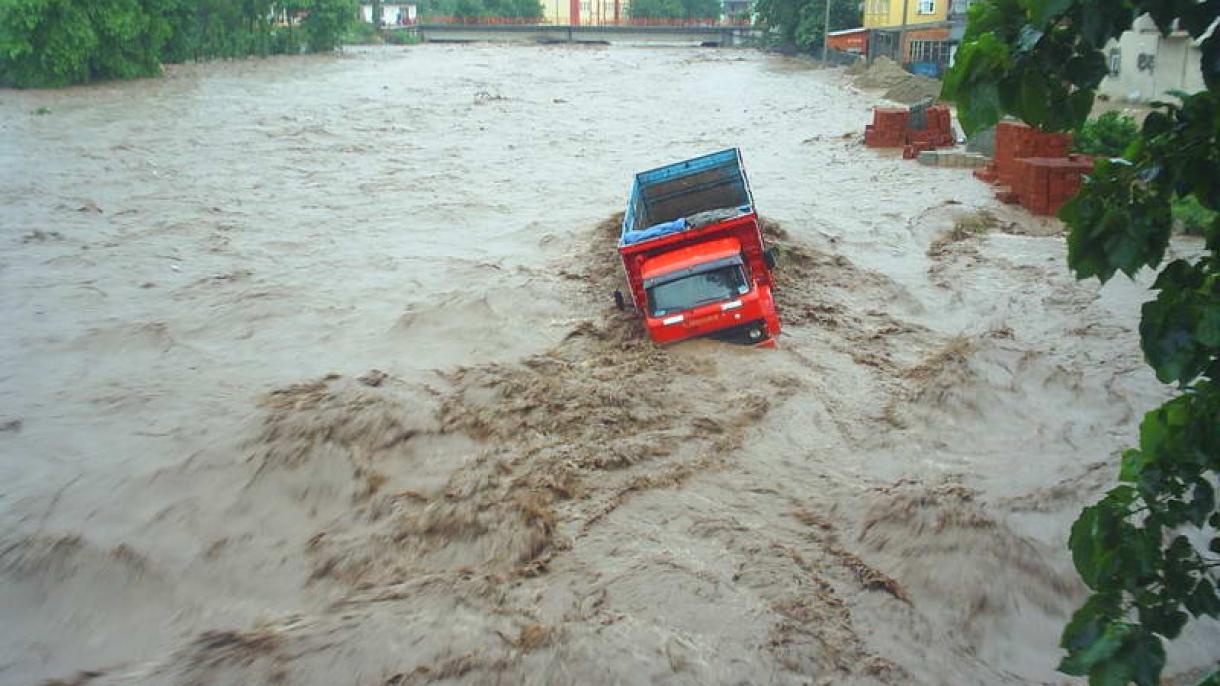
615 148 781 347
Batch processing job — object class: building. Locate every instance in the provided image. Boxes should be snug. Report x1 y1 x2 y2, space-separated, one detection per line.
541 0 628 25
361 3 418 25
1097 14 1208 101
827 27 869 54
861 0 979 76
863 0 946 29
539 0 732 26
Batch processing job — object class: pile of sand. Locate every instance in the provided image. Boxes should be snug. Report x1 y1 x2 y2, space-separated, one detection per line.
884 74 943 104
852 55 943 104
852 56 913 89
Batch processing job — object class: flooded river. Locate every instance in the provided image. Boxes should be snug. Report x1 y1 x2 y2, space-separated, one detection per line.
2 44 1217 684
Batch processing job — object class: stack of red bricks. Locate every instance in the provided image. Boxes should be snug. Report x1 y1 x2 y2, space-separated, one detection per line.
864 108 911 148
863 105 955 157
973 121 1090 215
1010 156 1094 215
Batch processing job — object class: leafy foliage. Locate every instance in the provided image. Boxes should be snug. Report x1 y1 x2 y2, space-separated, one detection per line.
753 0 858 52
0 0 358 87
299 0 357 51
415 0 542 18
382 26 420 43
628 0 719 20
1074 111 1140 157
945 1 1220 685
344 17 381 43
1174 195 1219 237
0 0 161 87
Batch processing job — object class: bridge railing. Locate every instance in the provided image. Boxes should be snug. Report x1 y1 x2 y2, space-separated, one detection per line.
620 17 750 26
418 15 752 27
421 15 550 24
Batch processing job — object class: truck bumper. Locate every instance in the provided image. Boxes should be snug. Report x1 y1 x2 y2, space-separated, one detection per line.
705 318 774 346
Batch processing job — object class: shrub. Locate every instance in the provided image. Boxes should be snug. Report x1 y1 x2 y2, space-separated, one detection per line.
269 25 302 54
1172 194 1218 237
1072 111 1140 157
343 18 379 44
383 28 419 44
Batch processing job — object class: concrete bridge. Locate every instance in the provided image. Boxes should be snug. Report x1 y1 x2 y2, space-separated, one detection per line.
398 24 760 46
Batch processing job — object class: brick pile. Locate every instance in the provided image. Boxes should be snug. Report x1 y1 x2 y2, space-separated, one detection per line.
1010 156 1094 215
863 105 954 157
973 121 1091 216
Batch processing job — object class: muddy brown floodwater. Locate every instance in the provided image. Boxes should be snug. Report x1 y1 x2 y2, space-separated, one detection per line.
1 44 1217 685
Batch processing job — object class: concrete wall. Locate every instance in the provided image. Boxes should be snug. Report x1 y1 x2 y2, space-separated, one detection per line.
863 0 948 29
1097 14 1207 102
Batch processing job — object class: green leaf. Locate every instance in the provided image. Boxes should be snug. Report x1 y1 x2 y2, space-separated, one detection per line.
1198 301 1220 347
1179 0 1220 38
1184 578 1220 618
1189 479 1216 526
1139 603 1189 639
1123 628 1167 686
1119 448 1148 482
1018 68 1051 127
1063 598 1127 673
1090 657 1137 686
1026 0 1073 26
1070 499 1131 589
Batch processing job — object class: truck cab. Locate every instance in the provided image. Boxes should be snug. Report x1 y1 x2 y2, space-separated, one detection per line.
618 149 781 347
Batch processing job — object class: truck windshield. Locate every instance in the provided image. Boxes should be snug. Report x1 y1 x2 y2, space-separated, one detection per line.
648 265 748 317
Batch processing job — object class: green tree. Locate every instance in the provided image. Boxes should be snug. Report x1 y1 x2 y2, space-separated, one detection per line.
629 0 719 19
0 0 97 86
0 0 355 86
628 0 683 19
0 0 169 87
753 0 858 52
298 0 356 51
483 0 543 19
943 2 1219 685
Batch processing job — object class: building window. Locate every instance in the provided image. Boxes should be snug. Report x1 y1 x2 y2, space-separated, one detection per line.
867 0 890 15
917 0 935 14
909 39 953 65
1109 48 1121 76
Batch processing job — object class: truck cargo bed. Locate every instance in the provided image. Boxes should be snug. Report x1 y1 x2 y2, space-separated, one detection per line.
622 148 754 245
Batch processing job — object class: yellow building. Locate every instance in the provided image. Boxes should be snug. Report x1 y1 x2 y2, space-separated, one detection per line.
863 0 948 28
541 0 630 25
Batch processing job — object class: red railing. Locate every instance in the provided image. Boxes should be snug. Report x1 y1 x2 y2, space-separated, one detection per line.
621 17 750 26
419 15 751 26
422 15 549 24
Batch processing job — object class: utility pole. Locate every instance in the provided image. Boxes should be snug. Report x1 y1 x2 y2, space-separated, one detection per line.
899 0 909 63
821 0 831 65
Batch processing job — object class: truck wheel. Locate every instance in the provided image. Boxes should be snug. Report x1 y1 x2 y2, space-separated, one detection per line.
614 290 625 310
764 249 777 270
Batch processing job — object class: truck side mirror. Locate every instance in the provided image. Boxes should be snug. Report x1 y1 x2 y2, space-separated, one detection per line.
764 248 777 270
614 290 625 311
